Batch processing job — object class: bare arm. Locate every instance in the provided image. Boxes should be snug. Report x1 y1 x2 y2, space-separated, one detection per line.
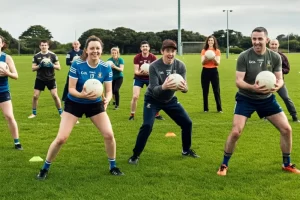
53 61 61 70
68 77 82 98
112 64 124 72
32 63 40 72
134 64 148 76
236 71 255 91
3 55 18 79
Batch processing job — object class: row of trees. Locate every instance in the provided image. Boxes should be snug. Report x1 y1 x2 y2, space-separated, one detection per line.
1 25 300 55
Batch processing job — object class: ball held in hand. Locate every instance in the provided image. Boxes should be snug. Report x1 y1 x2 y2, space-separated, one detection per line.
84 79 104 97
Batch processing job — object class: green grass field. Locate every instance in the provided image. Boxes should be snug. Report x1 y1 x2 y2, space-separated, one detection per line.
1 53 300 200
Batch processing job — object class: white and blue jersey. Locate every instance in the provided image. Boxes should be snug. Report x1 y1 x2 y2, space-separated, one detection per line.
0 52 9 93
67 59 112 104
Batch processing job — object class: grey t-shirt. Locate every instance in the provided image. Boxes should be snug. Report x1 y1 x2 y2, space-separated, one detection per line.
145 58 187 103
236 48 282 99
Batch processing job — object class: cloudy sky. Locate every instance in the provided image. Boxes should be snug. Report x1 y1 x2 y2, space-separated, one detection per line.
1 0 300 43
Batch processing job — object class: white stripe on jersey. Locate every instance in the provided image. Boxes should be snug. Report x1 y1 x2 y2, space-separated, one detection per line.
99 60 109 67
69 75 78 79
70 66 76 73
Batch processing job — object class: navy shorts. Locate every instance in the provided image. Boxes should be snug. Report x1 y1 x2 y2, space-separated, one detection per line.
0 91 11 103
34 78 57 91
234 93 282 118
64 98 105 118
133 78 149 88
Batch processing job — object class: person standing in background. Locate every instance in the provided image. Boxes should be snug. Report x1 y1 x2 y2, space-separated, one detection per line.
200 35 222 113
107 47 124 110
269 39 300 122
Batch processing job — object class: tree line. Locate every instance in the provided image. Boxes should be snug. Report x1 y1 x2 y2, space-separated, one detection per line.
1 25 300 55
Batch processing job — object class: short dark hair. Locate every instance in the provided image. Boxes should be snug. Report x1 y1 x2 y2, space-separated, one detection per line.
140 41 149 46
40 40 49 45
252 27 268 37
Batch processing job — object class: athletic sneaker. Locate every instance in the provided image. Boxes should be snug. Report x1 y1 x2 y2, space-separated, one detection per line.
129 115 134 120
14 144 23 150
217 164 228 176
110 167 124 176
282 164 300 174
155 115 165 120
36 169 49 180
28 114 36 119
76 120 80 124
182 149 200 158
128 155 139 164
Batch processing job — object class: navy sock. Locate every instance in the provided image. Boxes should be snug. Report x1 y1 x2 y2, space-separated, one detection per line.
108 158 116 170
222 151 232 166
14 139 20 145
42 160 52 170
58 108 63 115
32 109 37 115
283 153 291 167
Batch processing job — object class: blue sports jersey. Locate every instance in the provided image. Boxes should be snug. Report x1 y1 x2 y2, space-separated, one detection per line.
67 59 112 104
0 52 9 93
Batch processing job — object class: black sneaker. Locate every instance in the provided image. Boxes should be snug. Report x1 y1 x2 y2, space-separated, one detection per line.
292 116 300 122
110 167 124 176
155 115 165 120
129 115 134 120
182 149 200 158
128 155 139 164
114 106 119 110
14 144 23 150
36 169 48 180
112 102 116 105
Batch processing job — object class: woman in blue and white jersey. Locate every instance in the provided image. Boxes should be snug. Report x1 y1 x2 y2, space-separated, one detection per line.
0 35 22 150
37 36 124 180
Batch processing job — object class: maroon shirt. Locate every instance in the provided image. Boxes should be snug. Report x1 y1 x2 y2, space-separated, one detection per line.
278 52 290 75
133 53 157 80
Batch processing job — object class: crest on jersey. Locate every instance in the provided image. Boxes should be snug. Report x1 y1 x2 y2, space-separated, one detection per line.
98 72 102 78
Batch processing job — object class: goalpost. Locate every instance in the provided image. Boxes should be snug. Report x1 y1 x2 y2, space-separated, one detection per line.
182 41 205 54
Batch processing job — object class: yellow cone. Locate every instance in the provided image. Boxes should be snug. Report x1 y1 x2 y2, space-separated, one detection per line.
165 132 176 137
29 156 44 162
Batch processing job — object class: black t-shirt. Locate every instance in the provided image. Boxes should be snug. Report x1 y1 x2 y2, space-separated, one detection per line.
33 51 58 81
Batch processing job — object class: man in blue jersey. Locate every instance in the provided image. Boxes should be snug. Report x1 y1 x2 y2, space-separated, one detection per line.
128 39 199 165
28 40 62 118
62 41 83 102
0 35 23 150
37 36 124 180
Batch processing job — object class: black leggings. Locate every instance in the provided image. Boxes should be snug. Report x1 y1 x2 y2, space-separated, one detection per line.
112 77 123 106
201 67 222 112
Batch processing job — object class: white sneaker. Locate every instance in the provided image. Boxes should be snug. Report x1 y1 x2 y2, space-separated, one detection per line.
28 114 36 119
76 120 80 124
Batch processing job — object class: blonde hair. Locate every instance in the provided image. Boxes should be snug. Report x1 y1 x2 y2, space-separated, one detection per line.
111 47 120 58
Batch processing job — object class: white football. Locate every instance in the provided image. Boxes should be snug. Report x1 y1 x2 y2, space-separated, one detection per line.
106 60 114 67
0 61 9 77
205 50 216 60
84 79 104 97
168 73 184 90
255 71 276 90
72 56 81 61
140 63 150 73
42 58 52 64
